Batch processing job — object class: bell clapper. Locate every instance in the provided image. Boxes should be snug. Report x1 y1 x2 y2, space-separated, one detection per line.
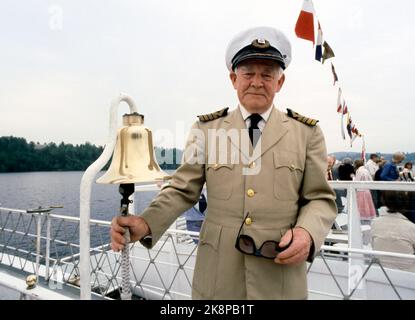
118 183 134 244
119 183 135 217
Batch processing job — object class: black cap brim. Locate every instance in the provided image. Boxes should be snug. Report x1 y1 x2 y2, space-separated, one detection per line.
231 46 286 71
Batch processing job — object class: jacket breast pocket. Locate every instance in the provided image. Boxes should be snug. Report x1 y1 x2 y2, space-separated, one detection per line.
192 222 222 299
206 163 234 200
273 151 305 201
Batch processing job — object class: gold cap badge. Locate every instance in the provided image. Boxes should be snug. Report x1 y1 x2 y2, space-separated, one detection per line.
251 38 270 49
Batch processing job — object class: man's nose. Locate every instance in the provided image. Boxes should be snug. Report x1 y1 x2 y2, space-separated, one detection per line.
250 74 264 87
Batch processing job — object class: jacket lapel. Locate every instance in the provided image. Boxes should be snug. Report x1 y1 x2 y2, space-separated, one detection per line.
250 107 289 162
223 108 252 163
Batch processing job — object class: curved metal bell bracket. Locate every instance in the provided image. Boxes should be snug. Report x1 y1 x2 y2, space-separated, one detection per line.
80 93 171 300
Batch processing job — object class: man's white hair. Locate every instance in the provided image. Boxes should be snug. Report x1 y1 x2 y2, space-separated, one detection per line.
234 64 284 80
392 152 405 162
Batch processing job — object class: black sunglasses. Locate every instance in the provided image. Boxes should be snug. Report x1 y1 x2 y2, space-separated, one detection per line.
234 213 294 259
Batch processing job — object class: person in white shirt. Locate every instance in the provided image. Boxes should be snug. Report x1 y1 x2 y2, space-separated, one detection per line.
371 191 415 272
365 153 379 180
355 160 373 182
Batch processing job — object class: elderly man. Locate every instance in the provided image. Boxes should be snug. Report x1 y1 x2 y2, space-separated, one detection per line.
380 152 405 181
326 155 336 180
111 26 336 299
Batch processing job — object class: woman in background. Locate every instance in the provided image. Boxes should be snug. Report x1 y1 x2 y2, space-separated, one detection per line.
371 191 415 272
354 159 377 223
401 162 414 182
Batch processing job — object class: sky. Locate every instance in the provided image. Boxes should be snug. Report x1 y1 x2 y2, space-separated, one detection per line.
0 0 414 154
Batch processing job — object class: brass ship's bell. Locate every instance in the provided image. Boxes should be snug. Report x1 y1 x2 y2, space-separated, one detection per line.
96 112 170 184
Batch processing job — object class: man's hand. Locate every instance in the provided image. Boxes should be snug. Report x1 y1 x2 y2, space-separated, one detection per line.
274 227 312 265
111 215 150 251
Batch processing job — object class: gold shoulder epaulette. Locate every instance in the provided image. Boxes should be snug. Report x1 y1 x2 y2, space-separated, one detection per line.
197 107 229 122
286 108 319 126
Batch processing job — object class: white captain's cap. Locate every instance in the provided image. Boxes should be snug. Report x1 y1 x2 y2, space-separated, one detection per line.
225 26 292 71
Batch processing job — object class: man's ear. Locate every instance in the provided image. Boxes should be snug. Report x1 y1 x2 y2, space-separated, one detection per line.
275 73 285 93
229 72 237 89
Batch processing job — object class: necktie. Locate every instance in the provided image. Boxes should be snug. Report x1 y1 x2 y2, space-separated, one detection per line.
248 113 262 147
198 193 207 214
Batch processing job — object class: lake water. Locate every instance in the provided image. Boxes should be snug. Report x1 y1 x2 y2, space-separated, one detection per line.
0 171 175 220
0 171 176 258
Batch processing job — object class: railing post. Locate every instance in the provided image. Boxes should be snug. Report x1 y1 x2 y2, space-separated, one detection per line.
346 186 366 299
35 212 42 279
45 212 51 281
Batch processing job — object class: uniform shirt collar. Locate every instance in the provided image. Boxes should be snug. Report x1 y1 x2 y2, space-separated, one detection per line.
239 104 273 122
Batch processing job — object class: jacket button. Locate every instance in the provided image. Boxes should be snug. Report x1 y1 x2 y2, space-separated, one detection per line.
247 189 255 197
245 217 252 225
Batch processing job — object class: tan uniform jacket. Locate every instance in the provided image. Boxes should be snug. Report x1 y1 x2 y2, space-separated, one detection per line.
141 107 337 299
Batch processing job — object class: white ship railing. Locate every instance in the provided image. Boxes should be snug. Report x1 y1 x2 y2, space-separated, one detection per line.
1 180 415 300
312 180 415 300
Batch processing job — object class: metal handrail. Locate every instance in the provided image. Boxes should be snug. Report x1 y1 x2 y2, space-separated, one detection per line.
321 245 415 261
329 180 415 191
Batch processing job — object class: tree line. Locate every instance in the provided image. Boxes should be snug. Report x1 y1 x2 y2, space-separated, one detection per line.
2 136 413 173
0 136 181 173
